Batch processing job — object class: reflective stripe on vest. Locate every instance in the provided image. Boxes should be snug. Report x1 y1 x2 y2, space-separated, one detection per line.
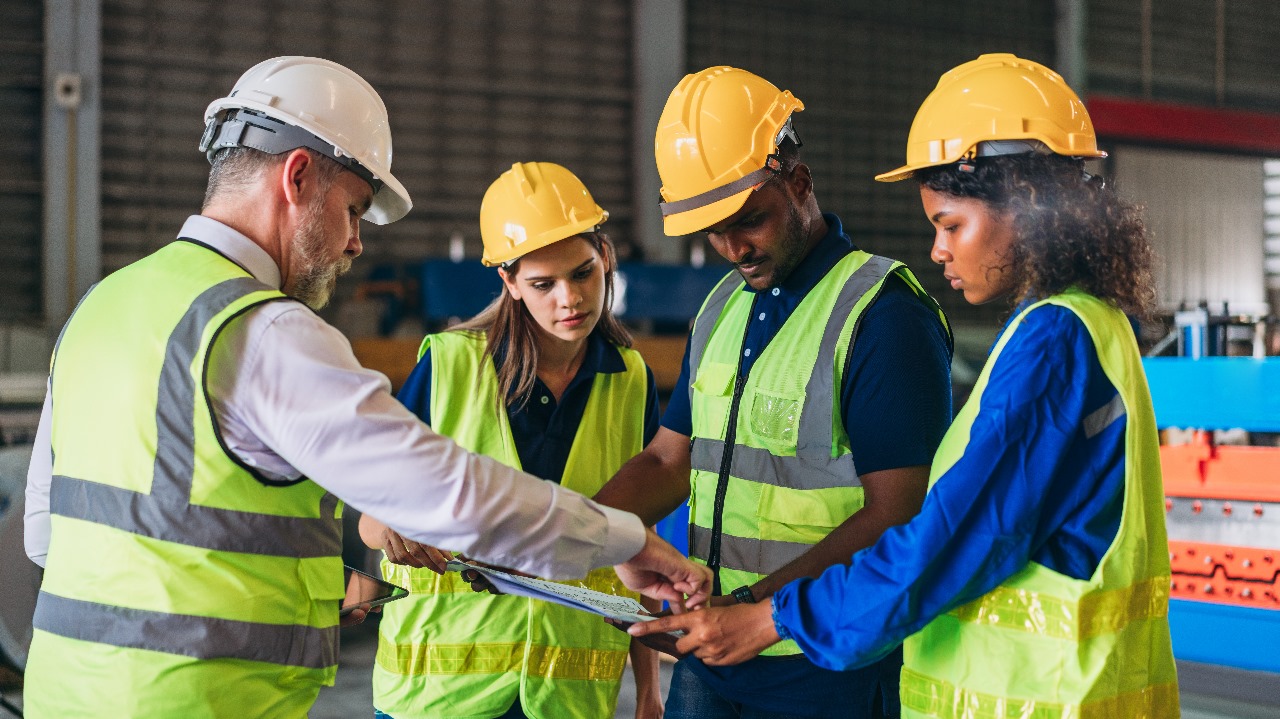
373 330 645 719
33 592 337 669
27 242 345 719
687 252 948 657
901 668 1179 719
901 291 1178 718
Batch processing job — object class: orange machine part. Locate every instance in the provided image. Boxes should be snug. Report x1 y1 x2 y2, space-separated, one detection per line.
1160 433 1280 502
1169 540 1280 609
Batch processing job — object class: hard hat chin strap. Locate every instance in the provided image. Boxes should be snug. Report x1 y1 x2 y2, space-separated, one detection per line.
199 108 385 195
659 155 783 218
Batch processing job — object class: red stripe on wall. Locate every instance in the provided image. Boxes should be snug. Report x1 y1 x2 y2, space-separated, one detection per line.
1088 95 1280 155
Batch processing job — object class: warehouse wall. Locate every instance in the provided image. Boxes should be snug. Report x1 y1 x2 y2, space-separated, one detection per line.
97 0 634 276
9 1 1280 362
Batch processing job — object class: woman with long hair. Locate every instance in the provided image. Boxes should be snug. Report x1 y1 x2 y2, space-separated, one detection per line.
630 53 1179 717
361 162 663 719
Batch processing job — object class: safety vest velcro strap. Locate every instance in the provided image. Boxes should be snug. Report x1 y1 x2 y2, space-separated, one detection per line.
690 438 859 490
33 591 338 670
377 641 627 681
689 524 810 574
900 667 1179 719
949 575 1171 641
49 474 342 558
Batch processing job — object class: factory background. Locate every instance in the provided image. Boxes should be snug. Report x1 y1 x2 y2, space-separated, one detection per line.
4 1 1280 717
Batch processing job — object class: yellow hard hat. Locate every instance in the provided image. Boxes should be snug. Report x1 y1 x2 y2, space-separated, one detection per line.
654 67 804 236
876 53 1106 183
479 162 608 267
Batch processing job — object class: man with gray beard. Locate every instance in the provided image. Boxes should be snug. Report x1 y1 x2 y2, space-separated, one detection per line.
22 56 709 718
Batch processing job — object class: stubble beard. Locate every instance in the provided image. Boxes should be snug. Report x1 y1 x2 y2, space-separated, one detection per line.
288 197 352 310
756 200 809 290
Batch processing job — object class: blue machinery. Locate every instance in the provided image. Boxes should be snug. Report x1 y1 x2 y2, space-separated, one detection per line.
1145 357 1280 675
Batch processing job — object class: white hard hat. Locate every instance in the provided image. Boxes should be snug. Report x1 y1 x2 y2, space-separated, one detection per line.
199 56 412 225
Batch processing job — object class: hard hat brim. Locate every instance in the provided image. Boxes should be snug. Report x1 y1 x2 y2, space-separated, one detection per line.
874 164 917 183
366 173 412 225
660 187 752 237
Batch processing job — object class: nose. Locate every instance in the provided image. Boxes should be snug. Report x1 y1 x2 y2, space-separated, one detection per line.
712 231 753 264
558 281 582 309
346 220 363 259
930 231 951 266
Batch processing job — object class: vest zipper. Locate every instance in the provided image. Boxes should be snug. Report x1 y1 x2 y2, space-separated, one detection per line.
707 368 750 596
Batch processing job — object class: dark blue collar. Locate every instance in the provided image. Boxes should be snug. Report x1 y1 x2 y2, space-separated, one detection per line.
742 212 855 298
494 329 627 380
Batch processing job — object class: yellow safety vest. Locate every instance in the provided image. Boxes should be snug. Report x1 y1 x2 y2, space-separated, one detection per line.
25 240 345 719
688 253 948 656
372 330 648 719
901 291 1179 718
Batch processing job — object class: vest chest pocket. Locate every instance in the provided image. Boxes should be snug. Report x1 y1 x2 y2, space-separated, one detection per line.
745 388 803 454
691 361 737 433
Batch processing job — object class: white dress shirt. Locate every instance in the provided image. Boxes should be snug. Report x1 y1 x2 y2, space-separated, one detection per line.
25 215 646 576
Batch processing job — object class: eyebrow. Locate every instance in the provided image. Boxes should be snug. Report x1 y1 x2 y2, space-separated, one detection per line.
929 210 951 223
523 257 595 282
705 208 764 234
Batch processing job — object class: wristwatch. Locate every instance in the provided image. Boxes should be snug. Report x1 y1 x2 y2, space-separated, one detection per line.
731 584 757 604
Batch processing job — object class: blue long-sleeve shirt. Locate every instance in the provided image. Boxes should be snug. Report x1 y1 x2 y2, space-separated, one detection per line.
772 302 1127 670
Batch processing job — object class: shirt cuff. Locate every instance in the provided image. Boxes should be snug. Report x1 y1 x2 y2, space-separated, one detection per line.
771 594 793 641
594 503 647 566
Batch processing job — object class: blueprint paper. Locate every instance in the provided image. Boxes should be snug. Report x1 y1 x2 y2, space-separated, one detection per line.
445 559 658 624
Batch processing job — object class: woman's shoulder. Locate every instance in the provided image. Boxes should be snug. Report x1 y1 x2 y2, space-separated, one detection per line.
999 300 1096 363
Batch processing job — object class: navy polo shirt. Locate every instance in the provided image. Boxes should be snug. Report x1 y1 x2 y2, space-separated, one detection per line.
662 213 953 475
661 213 954 714
397 331 659 482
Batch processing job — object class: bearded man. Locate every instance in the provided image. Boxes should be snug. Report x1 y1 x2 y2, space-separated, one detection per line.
22 56 708 719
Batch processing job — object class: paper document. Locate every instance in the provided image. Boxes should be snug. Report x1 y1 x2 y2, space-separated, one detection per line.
445 559 658 625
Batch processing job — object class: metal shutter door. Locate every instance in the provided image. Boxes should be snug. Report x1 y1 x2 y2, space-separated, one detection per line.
100 0 632 276
0 1 44 320
1089 0 1280 111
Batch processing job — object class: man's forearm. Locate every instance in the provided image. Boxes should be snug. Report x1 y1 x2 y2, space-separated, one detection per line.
593 428 693 526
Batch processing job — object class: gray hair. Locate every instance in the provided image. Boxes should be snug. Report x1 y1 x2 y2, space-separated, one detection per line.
202 147 345 208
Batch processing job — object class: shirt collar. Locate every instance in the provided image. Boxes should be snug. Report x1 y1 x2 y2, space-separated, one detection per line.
585 330 628 375
494 329 628 379
744 212 854 297
178 215 283 289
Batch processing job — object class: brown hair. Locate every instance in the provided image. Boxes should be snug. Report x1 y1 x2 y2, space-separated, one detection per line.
451 231 632 409
915 153 1157 319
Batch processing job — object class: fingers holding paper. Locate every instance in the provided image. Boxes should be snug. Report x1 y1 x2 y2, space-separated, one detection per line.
627 601 780 666
614 529 712 611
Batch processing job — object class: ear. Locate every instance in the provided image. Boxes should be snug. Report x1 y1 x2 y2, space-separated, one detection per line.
498 267 521 301
279 149 315 210
785 162 814 204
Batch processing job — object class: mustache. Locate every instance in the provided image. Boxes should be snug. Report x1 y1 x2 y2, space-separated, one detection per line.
735 254 765 268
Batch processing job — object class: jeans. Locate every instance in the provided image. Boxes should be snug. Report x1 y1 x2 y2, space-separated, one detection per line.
665 648 901 719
